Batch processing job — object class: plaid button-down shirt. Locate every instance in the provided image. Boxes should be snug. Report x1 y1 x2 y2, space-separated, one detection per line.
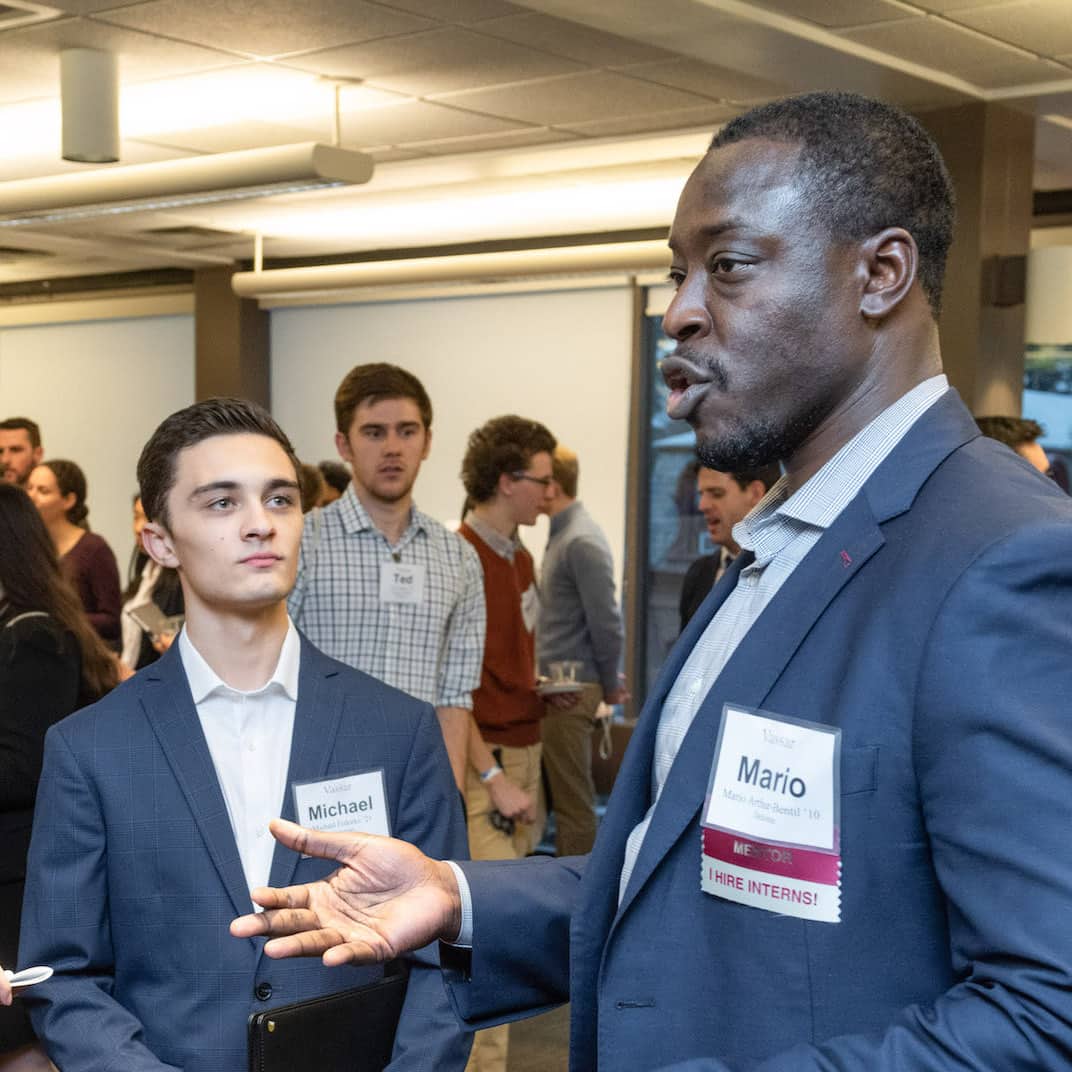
619 374 950 900
288 485 485 710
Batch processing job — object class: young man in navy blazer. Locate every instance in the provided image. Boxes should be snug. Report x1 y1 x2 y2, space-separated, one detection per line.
19 398 471 1072
250 93 1072 1069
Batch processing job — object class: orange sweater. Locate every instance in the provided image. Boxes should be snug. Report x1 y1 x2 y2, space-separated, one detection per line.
459 523 544 747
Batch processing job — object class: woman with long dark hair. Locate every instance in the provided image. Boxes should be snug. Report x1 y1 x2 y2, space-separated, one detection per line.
26 459 121 649
0 483 119 1068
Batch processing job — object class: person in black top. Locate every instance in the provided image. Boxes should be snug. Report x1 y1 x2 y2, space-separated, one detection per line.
0 483 119 1065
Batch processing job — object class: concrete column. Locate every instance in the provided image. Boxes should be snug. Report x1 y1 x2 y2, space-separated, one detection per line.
919 102 1035 416
193 267 270 406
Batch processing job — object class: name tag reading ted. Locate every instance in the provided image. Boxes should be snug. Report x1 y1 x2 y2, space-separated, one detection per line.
379 561 426 605
701 705 842 923
293 769 391 845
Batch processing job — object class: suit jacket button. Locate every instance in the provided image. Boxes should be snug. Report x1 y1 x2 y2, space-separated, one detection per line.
255 982 273 1001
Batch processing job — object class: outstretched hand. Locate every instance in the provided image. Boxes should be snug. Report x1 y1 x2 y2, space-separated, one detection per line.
230 819 462 967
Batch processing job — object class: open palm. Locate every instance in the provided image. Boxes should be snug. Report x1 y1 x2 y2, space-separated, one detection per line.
230 819 458 967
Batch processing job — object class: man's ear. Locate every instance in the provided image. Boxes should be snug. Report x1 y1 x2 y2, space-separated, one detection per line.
746 480 766 507
497 470 515 499
31 446 43 467
420 426 432 462
335 430 353 465
141 522 180 570
859 227 918 321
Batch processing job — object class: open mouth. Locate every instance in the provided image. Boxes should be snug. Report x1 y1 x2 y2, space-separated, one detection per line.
661 355 713 422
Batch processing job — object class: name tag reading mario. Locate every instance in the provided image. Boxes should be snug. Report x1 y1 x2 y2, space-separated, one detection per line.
379 561 426 604
701 705 842 923
293 769 391 842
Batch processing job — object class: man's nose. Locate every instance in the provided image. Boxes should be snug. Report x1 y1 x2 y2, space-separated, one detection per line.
662 272 711 342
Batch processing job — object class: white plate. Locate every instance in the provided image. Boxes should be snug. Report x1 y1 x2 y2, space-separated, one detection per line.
4 966 53 989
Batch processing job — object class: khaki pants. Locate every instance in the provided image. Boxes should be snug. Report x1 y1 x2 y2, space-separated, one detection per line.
464 740 542 1072
541 683 602 857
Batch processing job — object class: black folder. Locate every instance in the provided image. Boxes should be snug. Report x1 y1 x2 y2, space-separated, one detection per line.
248 964 408 1072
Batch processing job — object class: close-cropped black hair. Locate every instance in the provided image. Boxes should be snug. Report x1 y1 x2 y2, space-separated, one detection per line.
137 397 300 529
711 92 955 318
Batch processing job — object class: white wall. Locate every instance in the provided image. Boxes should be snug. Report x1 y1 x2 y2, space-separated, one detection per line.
271 286 635 580
1026 245 1072 344
0 315 195 572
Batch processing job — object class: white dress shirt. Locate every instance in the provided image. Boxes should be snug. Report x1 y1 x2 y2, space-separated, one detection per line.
178 620 300 901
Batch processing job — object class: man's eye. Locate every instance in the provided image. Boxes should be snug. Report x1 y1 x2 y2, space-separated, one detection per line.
268 494 296 508
711 257 750 277
208 497 234 510
667 269 685 289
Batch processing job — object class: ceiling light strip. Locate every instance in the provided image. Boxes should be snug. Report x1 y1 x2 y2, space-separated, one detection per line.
231 241 671 300
0 142 374 225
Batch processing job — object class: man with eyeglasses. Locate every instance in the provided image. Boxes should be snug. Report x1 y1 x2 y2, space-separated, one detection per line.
455 415 557 1072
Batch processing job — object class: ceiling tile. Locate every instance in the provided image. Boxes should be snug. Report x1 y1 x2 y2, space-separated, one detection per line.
0 139 194 180
338 99 527 147
475 11 676 66
0 17 236 104
906 1 1008 11
285 26 583 95
558 103 740 140
945 0 1072 60
404 126 576 155
841 17 1071 87
746 0 920 29
612 58 791 102
131 119 329 154
372 0 521 23
431 71 713 126
94 0 433 59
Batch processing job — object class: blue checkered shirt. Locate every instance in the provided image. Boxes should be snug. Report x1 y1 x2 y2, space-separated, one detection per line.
288 485 485 710
618 375 949 900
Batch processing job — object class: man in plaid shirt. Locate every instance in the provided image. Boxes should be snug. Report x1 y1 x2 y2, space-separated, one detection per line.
288 364 484 789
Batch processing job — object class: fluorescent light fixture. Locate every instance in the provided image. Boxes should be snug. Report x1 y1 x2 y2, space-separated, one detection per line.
231 240 671 300
0 142 374 228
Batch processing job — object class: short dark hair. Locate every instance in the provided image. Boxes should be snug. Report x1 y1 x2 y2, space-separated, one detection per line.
137 397 300 528
42 459 89 527
298 462 324 513
729 463 781 492
318 460 351 495
711 92 955 318
975 415 1044 450
0 416 41 448
461 416 556 505
334 363 432 435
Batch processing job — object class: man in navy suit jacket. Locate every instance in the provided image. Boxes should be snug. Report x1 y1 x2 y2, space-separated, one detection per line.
19 399 471 1072
236 93 1072 1070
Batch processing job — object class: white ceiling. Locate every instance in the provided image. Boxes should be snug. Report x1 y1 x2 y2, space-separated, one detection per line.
1 0 1071 286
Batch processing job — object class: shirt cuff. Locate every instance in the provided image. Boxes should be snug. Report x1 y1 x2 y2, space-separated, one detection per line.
444 860 474 947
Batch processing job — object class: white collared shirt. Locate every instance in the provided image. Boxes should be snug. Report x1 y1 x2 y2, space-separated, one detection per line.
178 620 300 901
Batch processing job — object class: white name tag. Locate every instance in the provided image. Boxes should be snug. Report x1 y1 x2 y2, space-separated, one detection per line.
520 583 539 633
292 769 391 840
379 561 426 604
702 705 842 923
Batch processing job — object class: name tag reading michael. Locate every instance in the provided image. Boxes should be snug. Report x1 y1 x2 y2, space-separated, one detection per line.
293 769 391 842
701 705 842 923
379 561 426 605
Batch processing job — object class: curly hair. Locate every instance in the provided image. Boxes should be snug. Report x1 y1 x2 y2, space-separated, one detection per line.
461 416 556 505
711 92 955 318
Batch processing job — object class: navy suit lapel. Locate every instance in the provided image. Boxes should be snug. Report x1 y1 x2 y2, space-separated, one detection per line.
266 638 345 892
611 389 982 925
140 645 252 921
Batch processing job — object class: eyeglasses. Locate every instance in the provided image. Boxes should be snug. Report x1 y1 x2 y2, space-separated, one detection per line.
511 472 553 488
